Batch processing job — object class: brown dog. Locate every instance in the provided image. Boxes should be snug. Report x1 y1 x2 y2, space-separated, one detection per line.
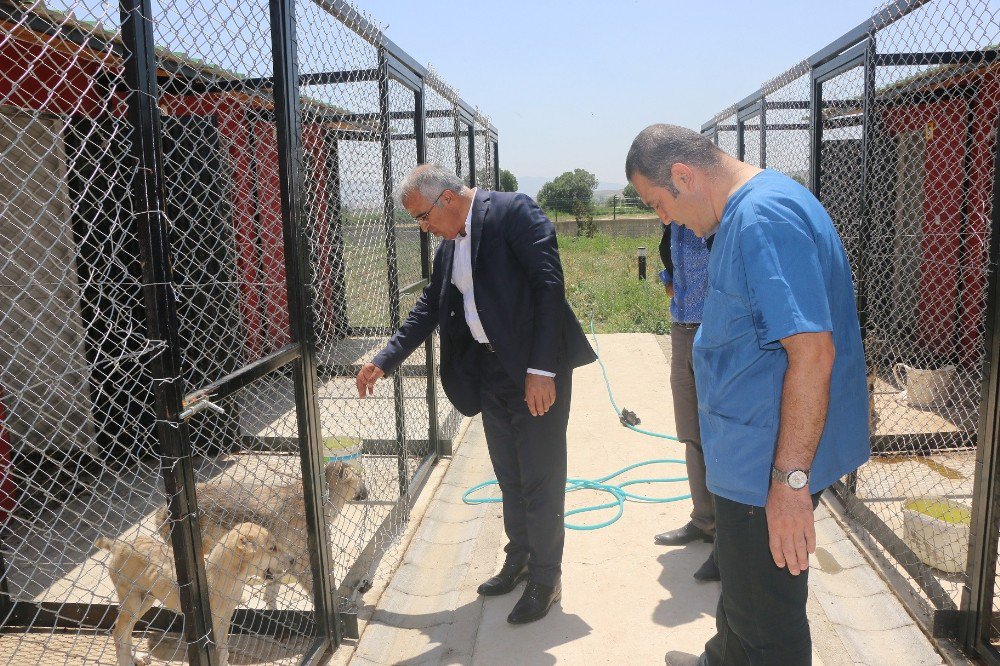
155 460 367 608
97 523 293 666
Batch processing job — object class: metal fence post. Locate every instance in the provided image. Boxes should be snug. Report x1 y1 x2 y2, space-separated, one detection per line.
961 114 1000 658
467 118 475 187
267 0 341 651
378 48 410 499
415 82 445 458
119 0 215 662
492 139 500 192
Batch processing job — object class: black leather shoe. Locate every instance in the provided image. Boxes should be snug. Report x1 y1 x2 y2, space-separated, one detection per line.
654 521 714 546
692 550 720 582
477 557 529 596
507 581 561 624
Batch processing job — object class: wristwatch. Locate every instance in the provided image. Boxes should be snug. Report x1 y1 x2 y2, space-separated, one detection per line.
771 465 810 490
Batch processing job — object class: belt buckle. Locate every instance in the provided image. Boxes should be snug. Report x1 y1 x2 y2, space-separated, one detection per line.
483 342 495 353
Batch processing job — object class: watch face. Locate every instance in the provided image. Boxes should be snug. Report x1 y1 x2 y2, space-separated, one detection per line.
788 470 809 489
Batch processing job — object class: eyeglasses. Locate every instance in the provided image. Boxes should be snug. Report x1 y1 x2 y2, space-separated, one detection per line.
414 190 446 223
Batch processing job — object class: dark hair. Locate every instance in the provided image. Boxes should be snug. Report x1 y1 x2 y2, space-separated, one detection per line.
625 124 722 194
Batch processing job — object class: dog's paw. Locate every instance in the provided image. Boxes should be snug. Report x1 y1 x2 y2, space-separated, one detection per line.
133 651 151 666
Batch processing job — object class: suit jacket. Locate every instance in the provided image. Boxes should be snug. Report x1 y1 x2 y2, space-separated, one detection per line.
373 189 596 416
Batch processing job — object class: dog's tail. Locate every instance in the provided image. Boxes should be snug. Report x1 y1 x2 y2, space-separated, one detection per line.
95 535 115 551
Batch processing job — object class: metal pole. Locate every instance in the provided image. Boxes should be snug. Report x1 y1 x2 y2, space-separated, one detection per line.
737 115 746 162
378 49 409 499
119 0 214 661
809 72 823 197
268 0 340 648
847 37 878 497
453 109 462 179
493 139 500 192
759 98 767 169
467 120 475 188
961 114 1000 659
415 83 445 457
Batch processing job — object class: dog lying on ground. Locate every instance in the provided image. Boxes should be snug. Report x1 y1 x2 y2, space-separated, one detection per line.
97 523 293 666
155 460 367 608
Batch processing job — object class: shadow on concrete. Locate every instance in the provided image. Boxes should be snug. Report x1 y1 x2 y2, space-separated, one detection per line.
653 544 719 629
370 596 592 665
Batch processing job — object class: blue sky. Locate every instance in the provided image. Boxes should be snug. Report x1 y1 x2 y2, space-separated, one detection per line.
374 0 885 194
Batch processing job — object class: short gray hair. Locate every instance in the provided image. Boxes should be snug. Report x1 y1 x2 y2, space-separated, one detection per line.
625 124 722 195
395 163 468 206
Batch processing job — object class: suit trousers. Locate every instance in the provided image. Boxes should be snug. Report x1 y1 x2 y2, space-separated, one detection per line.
478 347 570 587
671 324 715 535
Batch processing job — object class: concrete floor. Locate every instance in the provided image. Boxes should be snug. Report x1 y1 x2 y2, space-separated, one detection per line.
339 333 954 666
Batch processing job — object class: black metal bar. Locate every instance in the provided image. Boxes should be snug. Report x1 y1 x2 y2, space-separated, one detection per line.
467 120 477 188
856 37 876 351
814 41 868 85
759 97 767 169
766 100 860 110
1 602 321 637
184 343 300 405
119 0 215 662
846 37 878 499
760 123 811 131
386 51 424 92
963 104 1000 660
414 82 444 459
875 50 1000 68
806 0 932 69
378 48 410 500
453 108 463 178
493 139 500 194
809 70 822 196
736 115 746 162
268 0 340 653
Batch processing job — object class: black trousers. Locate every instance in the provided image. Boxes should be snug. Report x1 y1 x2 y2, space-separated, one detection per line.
478 348 570 587
705 491 823 666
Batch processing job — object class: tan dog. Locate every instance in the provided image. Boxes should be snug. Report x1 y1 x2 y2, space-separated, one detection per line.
97 523 293 666
155 460 367 608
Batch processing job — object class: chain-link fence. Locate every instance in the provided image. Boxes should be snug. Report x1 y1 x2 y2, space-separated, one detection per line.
0 0 497 663
702 0 1000 660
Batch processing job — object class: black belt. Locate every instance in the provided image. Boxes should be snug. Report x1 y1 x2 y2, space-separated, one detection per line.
673 322 700 330
480 342 496 353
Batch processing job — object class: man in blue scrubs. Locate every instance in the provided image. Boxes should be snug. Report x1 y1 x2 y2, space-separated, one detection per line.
626 124 870 666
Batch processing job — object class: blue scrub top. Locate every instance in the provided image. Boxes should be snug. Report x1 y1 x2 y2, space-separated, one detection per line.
693 169 870 506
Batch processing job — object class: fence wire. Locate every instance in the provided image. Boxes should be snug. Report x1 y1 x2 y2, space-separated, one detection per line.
0 0 496 663
704 0 999 654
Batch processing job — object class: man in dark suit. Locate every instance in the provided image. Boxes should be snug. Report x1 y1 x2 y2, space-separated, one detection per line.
355 163 596 624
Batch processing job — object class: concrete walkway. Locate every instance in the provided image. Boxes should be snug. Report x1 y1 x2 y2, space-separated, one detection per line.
337 334 953 665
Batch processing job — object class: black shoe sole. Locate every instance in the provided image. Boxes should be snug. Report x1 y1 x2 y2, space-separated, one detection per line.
478 571 528 596
506 592 561 624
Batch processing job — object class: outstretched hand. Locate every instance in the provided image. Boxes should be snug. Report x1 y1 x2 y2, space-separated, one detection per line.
355 363 385 398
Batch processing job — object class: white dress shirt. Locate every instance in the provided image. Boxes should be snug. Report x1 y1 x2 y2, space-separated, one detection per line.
451 189 555 378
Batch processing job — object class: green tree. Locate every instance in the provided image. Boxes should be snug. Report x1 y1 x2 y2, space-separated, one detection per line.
499 168 518 192
536 168 598 213
622 183 652 211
